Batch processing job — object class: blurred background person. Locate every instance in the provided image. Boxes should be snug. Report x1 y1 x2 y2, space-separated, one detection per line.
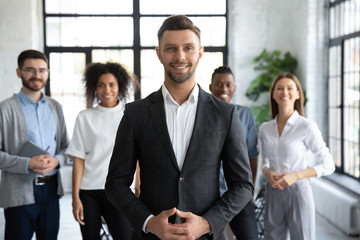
258 72 335 240
209 66 259 240
0 49 68 240
66 62 135 240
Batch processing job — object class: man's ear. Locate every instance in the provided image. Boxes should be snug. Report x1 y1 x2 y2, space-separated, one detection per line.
209 83 212 93
16 68 21 78
155 47 163 64
199 46 204 59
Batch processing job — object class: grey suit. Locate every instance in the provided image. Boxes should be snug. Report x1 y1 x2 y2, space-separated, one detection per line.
105 86 253 240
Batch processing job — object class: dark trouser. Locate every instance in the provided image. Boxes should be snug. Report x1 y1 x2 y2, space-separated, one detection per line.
4 179 60 240
229 201 259 240
79 189 132 240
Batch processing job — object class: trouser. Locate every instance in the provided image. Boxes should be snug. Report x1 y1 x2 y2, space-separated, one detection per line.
4 178 60 240
229 201 259 240
264 180 315 240
79 189 132 240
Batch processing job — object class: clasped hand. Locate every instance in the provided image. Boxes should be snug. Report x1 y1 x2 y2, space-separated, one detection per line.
265 169 299 190
146 208 211 240
28 154 59 175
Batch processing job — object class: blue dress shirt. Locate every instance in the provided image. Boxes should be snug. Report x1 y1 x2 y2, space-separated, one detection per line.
17 89 57 176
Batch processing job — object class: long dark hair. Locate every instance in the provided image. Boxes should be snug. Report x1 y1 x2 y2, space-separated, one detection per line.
269 72 305 119
83 62 132 108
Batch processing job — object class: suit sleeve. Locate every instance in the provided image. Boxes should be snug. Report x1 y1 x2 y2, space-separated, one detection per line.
105 105 151 236
203 106 254 237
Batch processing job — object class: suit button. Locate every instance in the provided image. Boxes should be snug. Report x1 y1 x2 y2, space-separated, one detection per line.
179 177 184 183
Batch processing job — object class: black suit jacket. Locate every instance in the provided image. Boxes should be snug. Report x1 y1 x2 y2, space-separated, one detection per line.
105 86 253 240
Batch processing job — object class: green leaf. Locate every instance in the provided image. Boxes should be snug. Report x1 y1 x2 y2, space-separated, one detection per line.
246 49 302 127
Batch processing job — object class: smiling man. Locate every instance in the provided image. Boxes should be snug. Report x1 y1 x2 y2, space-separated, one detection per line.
105 15 254 240
210 66 259 240
0 49 68 240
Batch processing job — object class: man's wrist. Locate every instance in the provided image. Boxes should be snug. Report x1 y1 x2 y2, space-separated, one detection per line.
143 214 154 233
201 216 211 235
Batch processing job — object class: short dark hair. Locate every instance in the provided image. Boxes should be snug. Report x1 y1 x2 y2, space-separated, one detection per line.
17 49 48 69
211 66 234 83
157 15 201 43
83 62 132 108
269 72 305 118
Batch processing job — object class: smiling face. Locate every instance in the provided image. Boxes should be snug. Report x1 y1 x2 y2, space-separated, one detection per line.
156 29 203 85
16 58 49 92
96 73 119 108
209 73 236 103
272 77 300 108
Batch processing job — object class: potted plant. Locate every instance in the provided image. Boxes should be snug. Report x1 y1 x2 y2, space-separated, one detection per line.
246 49 298 127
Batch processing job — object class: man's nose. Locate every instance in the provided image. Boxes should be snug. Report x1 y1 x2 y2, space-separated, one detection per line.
174 49 186 61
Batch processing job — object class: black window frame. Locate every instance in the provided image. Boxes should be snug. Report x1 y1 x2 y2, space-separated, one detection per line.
43 0 229 100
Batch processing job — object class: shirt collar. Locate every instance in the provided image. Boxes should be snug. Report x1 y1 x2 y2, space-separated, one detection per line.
161 84 199 106
273 110 299 125
17 89 46 105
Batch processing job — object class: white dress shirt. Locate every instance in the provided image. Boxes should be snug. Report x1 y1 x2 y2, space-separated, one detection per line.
258 110 335 177
162 84 198 170
142 84 199 232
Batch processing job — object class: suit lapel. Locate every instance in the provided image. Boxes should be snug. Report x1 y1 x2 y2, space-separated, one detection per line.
148 89 180 172
182 87 212 171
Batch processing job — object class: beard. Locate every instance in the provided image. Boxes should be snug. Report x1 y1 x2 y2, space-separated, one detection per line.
21 75 46 91
166 58 200 84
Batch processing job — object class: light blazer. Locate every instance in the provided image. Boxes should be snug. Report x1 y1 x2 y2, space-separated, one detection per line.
0 95 68 208
105 86 253 240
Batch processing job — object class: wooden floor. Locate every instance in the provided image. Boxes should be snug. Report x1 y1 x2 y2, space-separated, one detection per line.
0 193 358 240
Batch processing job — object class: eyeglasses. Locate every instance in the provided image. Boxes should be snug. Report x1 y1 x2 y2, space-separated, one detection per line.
21 67 49 76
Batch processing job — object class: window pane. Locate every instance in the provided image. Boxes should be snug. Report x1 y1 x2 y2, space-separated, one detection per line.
140 17 226 47
140 0 225 14
45 0 132 14
92 49 134 74
329 138 342 167
140 17 166 46
140 50 164 98
329 46 341 77
49 52 86 137
329 108 341 140
192 17 226 46
343 139 360 177
196 52 224 91
344 37 360 108
46 17 133 47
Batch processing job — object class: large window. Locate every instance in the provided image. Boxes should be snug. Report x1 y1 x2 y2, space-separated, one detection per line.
43 0 228 136
328 0 360 179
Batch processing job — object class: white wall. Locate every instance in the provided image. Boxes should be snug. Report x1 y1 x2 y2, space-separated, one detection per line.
228 0 329 136
0 0 44 102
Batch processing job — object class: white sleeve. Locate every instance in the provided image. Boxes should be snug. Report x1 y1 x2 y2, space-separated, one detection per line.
305 122 335 177
65 113 87 159
258 126 270 170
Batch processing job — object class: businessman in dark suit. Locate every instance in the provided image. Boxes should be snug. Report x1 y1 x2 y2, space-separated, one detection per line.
105 15 254 240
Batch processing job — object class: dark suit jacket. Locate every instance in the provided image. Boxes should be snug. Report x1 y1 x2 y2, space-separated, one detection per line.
105 86 253 240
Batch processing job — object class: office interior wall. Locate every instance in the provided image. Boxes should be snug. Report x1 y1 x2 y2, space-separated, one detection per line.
0 0 44 102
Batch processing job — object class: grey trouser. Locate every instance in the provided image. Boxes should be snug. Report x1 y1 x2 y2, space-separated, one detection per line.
264 179 315 240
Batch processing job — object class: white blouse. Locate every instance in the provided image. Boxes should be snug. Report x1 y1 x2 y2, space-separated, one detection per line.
66 102 127 190
258 111 335 177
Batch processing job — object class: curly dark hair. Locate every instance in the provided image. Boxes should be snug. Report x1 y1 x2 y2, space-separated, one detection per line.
83 62 132 108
